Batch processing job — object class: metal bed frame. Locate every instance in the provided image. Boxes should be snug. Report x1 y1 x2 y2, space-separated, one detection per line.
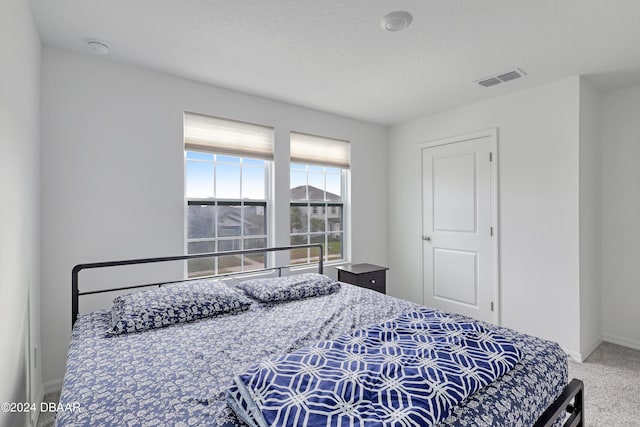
534 378 584 427
70 243 583 427
72 243 323 327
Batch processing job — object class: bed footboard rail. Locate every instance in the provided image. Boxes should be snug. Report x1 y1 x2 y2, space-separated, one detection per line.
533 378 584 427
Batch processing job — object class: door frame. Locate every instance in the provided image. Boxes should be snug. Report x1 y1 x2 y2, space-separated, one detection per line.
418 128 500 324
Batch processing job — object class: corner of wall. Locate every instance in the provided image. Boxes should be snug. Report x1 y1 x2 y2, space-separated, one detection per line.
577 75 604 358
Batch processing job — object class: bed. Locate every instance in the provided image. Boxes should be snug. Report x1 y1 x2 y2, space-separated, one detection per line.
58 244 583 426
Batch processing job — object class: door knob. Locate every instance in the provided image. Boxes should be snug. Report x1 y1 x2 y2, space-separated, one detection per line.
422 235 431 241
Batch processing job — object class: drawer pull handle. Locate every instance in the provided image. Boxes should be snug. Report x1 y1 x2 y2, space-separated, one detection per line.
371 280 376 284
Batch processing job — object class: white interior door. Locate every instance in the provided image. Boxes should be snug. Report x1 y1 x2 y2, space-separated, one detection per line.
422 131 497 323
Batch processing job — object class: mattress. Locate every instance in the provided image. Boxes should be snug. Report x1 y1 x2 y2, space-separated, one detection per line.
57 283 567 426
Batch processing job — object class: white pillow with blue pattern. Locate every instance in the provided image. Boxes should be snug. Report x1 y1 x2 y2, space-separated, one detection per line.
237 273 340 303
109 280 252 335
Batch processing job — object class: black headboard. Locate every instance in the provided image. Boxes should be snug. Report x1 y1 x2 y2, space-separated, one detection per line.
71 244 324 327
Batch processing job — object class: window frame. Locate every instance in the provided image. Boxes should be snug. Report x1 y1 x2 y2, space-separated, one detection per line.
289 163 349 265
184 149 272 278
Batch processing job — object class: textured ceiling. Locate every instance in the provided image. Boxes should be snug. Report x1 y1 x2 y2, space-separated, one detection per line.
29 0 640 125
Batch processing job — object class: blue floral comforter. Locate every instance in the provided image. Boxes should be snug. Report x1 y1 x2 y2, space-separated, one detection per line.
57 284 567 426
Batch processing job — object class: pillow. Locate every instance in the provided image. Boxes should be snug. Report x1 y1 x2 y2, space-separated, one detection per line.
237 273 340 303
109 280 252 335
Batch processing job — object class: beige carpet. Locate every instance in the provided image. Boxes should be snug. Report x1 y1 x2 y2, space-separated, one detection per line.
568 342 640 427
37 342 640 427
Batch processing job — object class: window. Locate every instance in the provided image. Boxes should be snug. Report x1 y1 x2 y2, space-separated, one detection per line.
184 112 273 277
186 152 269 276
289 132 350 265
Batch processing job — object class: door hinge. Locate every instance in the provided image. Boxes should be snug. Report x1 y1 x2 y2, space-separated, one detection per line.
490 226 494 236
491 301 494 312
489 152 493 162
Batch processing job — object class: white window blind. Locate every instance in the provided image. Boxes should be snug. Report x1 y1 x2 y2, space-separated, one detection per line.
184 111 274 160
290 132 350 169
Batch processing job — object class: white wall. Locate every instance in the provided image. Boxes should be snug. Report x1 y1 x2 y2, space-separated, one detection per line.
388 77 582 357
40 46 389 386
601 84 640 350
578 77 603 358
0 0 42 426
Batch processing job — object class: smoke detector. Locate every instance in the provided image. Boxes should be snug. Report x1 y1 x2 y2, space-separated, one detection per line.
477 68 527 88
380 11 413 32
88 40 110 55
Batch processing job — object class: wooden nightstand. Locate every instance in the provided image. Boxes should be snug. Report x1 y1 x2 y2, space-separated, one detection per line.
336 263 388 294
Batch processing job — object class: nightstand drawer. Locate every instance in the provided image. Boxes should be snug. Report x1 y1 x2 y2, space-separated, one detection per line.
356 271 385 293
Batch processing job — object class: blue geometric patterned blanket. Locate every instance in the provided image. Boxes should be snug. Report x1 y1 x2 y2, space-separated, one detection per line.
227 307 522 427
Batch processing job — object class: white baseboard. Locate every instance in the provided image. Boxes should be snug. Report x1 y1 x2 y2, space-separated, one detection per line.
603 334 640 351
43 378 63 395
563 335 605 364
564 348 583 363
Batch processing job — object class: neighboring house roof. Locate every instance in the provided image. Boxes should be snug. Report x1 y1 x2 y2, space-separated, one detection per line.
218 209 264 230
290 185 340 201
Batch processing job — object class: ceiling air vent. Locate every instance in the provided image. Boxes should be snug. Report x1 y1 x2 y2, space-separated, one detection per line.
497 71 522 82
479 77 501 87
477 68 526 88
